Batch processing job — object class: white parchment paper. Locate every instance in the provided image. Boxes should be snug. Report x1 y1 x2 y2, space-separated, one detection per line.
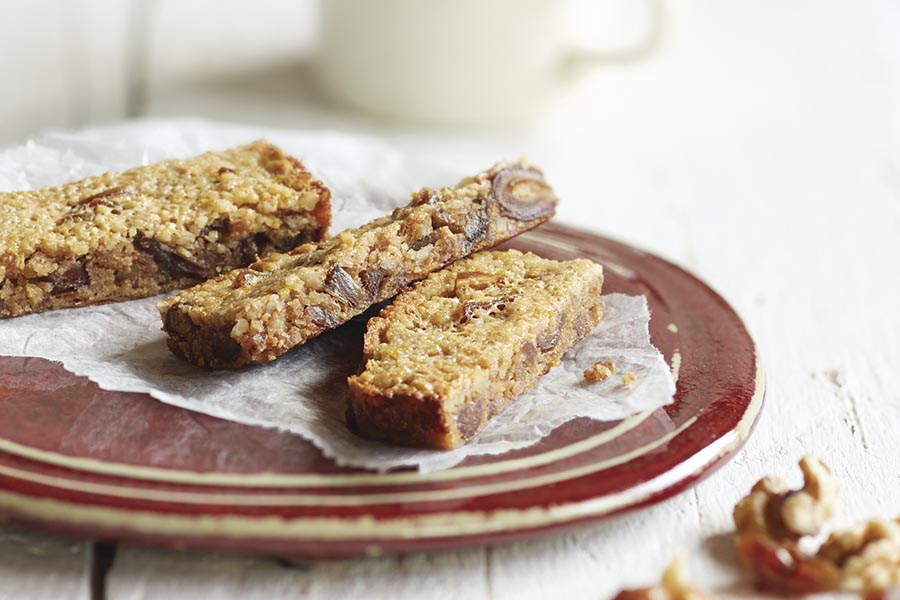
0 119 675 472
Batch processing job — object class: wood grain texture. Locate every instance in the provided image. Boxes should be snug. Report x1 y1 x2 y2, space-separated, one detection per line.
0 524 88 600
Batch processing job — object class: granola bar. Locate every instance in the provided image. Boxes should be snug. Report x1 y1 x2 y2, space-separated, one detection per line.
347 250 604 449
159 160 557 368
0 141 331 317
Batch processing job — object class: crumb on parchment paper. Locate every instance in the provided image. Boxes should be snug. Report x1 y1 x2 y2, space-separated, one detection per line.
583 360 614 383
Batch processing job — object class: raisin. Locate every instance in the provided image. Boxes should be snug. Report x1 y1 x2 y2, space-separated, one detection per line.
133 233 207 279
456 401 483 440
462 206 489 244
409 231 438 250
536 327 560 351
307 305 340 329
426 204 487 247
359 268 386 298
51 263 90 294
240 233 271 263
520 340 538 367
198 217 229 238
323 264 362 307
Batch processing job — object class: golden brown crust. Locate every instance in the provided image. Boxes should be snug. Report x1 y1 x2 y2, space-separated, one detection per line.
159 160 558 369
257 143 333 236
347 250 604 450
0 141 330 317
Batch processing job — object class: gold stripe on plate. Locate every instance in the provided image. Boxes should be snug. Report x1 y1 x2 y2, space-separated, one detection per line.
0 416 696 506
0 410 653 488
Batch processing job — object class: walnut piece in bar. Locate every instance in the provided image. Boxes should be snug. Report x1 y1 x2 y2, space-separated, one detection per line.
159 160 558 368
347 250 603 450
0 141 331 317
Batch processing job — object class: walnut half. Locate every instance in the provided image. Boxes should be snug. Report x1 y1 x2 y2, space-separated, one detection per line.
732 456 843 593
732 455 900 595
818 517 900 592
733 455 840 544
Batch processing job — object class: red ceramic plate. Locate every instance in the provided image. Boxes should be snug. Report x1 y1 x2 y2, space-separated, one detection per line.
0 223 763 559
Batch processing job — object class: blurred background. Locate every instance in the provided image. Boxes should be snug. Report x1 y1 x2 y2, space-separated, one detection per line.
1 0 667 138
3 0 899 165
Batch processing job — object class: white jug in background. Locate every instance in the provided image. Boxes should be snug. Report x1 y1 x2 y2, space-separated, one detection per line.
315 0 662 126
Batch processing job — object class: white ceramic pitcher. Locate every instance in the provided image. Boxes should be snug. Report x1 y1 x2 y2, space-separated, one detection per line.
315 0 662 125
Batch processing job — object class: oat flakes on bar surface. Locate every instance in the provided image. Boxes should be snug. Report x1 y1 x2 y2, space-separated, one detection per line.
0 140 331 317
159 160 557 368
347 249 603 450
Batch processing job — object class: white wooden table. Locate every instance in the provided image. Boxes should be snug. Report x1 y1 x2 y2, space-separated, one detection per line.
2 1 900 598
